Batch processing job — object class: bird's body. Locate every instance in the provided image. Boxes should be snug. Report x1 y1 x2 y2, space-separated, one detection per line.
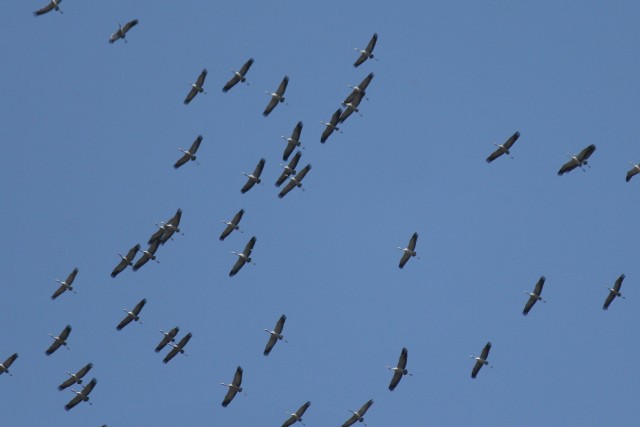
264 314 287 356
109 19 138 43
34 0 62 16
523 276 546 315
0 353 18 376
387 347 411 391
626 162 640 182
264 76 289 116
223 58 254 92
470 342 492 378
46 325 72 356
282 401 311 427
158 209 183 244
174 135 203 169
52 267 79 300
132 240 160 271
398 232 419 269
353 33 378 67
486 131 520 163
276 152 302 187
64 378 97 411
58 363 93 390
220 209 245 241
184 69 207 104
241 159 266 194
603 274 626 310
116 298 146 330
558 144 597 175
342 399 374 427
155 327 180 353
229 236 257 277
320 109 342 143
278 164 312 199
221 366 244 407
111 244 140 278
339 91 364 123
281 121 304 161
163 332 192 363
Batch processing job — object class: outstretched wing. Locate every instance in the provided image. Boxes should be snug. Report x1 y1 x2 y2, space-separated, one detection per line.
502 131 520 150
342 414 359 427
122 19 139 33
603 290 616 310
278 179 296 199
51 284 68 300
263 96 279 117
626 165 640 182
276 76 289 96
480 342 492 360
184 87 198 104
156 327 179 352
173 152 191 169
264 334 278 356
64 393 83 411
222 74 241 92
253 158 266 178
229 257 246 277
243 236 257 257
116 314 133 331
389 368 403 391
522 296 537 315
357 399 374 416
486 146 504 163
195 69 207 87
577 144 596 161
34 0 60 16
533 276 545 296
557 158 578 175
222 386 238 407
407 232 418 251
133 298 147 315
613 274 625 292
274 314 286 334
471 359 483 378
66 268 79 285
239 58 254 76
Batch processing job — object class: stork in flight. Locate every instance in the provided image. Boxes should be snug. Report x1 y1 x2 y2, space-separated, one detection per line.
276 151 302 187
264 314 287 356
109 19 139 44
163 332 192 363
264 76 289 116
470 342 492 378
278 164 312 199
557 144 597 175
339 91 364 123
387 347 411 391
353 33 378 67
241 159 266 194
155 327 180 353
603 274 626 310
626 162 640 182
0 353 18 376
58 363 93 390
223 58 254 92
184 69 207 104
64 378 97 411
341 399 374 427
111 244 140 278
486 131 521 163
281 121 304 161
398 232 419 269
523 276 546 315
116 298 146 330
343 72 374 105
174 135 203 169
46 325 72 356
221 366 244 407
34 0 62 16
229 236 257 277
219 209 245 241
320 109 342 143
132 240 160 271
282 401 311 427
52 267 79 300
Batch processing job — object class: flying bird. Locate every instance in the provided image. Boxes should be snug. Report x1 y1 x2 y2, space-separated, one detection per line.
486 131 521 163
111 244 140 278
264 76 289 116
398 232 419 269
470 342 492 378
320 109 342 143
116 298 146 330
342 399 374 427
221 366 244 407
603 274 626 310
155 327 180 353
220 209 245 241
108 19 138 44
34 0 62 16
58 363 93 390
229 236 257 277
275 152 302 187
46 325 72 356
64 378 97 411
132 240 160 271
281 121 304 161
241 158 266 194
353 33 378 67
557 144 597 175
344 72 374 105
223 58 254 92
625 162 640 182
523 276 546 315
52 267 79 300
184 69 207 104
157 209 183 244
278 164 311 199
174 135 203 169
387 347 411 391
339 91 364 123
282 401 311 427
163 332 192 363
264 314 287 356
0 353 18 376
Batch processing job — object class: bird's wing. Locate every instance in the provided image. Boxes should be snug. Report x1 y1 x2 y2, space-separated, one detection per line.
275 315 286 334
3 353 18 370
614 274 625 292
320 124 334 143
116 315 133 330
111 258 128 277
239 58 254 75
229 257 246 277
155 335 171 353
64 393 83 411
189 135 203 154
34 0 57 16
341 414 358 427
557 158 577 175
291 121 303 141
231 209 244 226
122 19 138 33
58 376 76 391
168 209 182 228
278 180 296 198
296 401 311 417
148 227 165 245
219 223 234 241
283 140 296 161
399 252 411 269
222 387 238 407
358 399 373 415
51 284 67 300
263 97 279 116
233 366 243 386
177 332 192 348
243 236 257 256
174 153 191 169
366 33 378 52
353 52 368 67
222 74 241 92
480 342 491 359
133 298 147 315
471 360 483 378
407 232 418 251
109 31 121 43
282 415 297 427
184 87 198 105
339 106 355 122
626 167 639 182
389 370 403 391
522 296 536 315
76 362 93 379
46 339 61 355
275 169 291 187
66 268 79 285
359 72 375 91
196 69 207 87
533 276 545 296
577 144 596 161
241 178 256 194
486 147 503 163
503 131 520 150
253 158 266 177
81 378 97 396
343 89 358 106
603 291 616 310
60 325 72 340
398 347 408 369
264 333 278 356
126 244 140 260
132 252 150 271
163 346 179 363
277 76 289 96
294 164 311 182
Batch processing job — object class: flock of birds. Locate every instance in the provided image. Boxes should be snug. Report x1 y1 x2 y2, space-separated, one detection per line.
7 1 635 425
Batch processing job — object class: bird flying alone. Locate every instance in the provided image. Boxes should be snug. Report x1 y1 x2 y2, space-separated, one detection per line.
184 69 207 104
52 267 79 300
278 164 311 199
626 162 640 182
387 347 411 391
282 401 311 427
111 244 140 278
470 342 492 378
109 19 138 44
117 298 146 330
557 144 596 175
174 135 203 169
342 399 374 427
320 109 342 143
221 366 244 407
229 236 257 277
353 33 378 67
486 131 520 163
523 276 546 315
64 378 97 411
398 232 419 269
223 58 254 92
264 76 289 116
603 274 626 310
0 353 18 376
281 121 304 161
241 158 266 194
34 0 62 16
219 209 245 241
46 325 72 356
264 314 287 356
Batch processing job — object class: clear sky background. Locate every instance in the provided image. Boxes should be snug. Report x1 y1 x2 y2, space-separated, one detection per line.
2 1 639 425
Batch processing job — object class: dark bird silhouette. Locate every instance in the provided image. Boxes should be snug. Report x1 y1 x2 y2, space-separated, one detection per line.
339 91 364 123
387 348 411 391
398 232 419 269
111 244 140 278
626 162 640 182
46 325 72 356
320 109 342 143
342 399 374 427
558 144 596 175
344 72 374 105
278 164 311 199
470 342 492 378
174 135 202 169
116 298 146 330
64 378 97 411
0 353 18 376
229 236 256 277
523 276 546 315
223 58 254 92
241 159 266 194
264 314 287 356
276 152 302 187
281 121 304 161
163 332 192 363
155 327 180 353
34 0 62 16
264 76 289 116
132 240 160 271
58 363 93 390
282 401 311 427
109 19 138 44
221 366 244 407
220 209 245 241
486 131 520 163
353 33 378 67
184 69 207 104
157 209 183 245
52 267 79 300
603 274 626 310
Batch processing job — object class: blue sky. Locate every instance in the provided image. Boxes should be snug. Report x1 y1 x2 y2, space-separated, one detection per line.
2 1 640 425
